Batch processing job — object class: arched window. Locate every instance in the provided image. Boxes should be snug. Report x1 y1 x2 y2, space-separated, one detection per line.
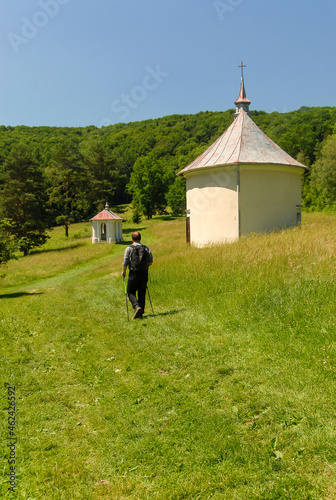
101 223 107 241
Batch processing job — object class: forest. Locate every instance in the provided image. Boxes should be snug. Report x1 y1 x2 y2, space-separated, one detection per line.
0 105 336 258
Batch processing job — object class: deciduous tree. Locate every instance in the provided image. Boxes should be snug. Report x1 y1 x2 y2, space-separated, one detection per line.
166 176 186 216
128 154 169 219
0 219 16 266
311 134 336 207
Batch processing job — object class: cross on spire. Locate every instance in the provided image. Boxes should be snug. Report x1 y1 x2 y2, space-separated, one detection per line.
234 61 251 118
238 61 246 78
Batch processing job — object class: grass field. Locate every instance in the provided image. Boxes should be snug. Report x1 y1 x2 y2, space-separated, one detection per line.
1 213 336 499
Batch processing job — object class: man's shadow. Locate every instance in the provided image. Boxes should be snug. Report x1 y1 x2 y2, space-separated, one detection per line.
0 291 43 299
144 308 184 318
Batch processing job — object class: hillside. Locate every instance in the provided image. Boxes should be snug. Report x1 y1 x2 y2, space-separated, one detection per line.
1 213 336 499
1 107 335 167
1 106 336 225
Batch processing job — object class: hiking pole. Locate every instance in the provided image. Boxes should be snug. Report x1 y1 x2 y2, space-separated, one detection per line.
146 285 155 317
123 276 129 321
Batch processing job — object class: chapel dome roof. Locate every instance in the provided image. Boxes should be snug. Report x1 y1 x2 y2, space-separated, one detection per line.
178 110 308 175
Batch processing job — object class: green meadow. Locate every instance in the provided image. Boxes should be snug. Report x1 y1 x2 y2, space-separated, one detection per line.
1 212 336 500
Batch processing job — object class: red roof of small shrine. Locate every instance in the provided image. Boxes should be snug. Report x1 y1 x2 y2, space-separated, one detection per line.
90 204 123 221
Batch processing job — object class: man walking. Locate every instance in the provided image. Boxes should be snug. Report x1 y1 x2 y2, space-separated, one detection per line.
122 231 153 319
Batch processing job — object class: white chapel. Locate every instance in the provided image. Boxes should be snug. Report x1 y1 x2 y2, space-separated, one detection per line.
178 66 309 246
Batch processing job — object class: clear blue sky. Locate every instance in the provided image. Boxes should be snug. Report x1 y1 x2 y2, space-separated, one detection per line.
1 0 335 127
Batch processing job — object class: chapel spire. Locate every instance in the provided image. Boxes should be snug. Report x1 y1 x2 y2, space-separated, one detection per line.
234 61 251 118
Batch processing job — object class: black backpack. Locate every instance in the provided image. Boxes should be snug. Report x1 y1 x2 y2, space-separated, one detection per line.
130 244 148 271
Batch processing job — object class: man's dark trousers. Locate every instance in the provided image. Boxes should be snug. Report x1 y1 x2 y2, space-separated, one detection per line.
127 270 148 312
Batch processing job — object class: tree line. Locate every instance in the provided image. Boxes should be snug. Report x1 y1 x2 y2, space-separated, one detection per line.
1 106 336 262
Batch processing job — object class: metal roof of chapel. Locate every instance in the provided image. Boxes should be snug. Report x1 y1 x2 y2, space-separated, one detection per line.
178 71 308 176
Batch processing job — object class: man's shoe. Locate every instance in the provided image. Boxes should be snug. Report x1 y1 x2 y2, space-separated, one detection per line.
133 306 143 320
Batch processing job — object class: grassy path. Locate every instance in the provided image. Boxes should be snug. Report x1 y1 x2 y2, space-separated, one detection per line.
1 215 336 499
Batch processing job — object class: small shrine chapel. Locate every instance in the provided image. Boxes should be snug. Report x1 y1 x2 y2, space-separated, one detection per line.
178 64 309 247
90 203 123 244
